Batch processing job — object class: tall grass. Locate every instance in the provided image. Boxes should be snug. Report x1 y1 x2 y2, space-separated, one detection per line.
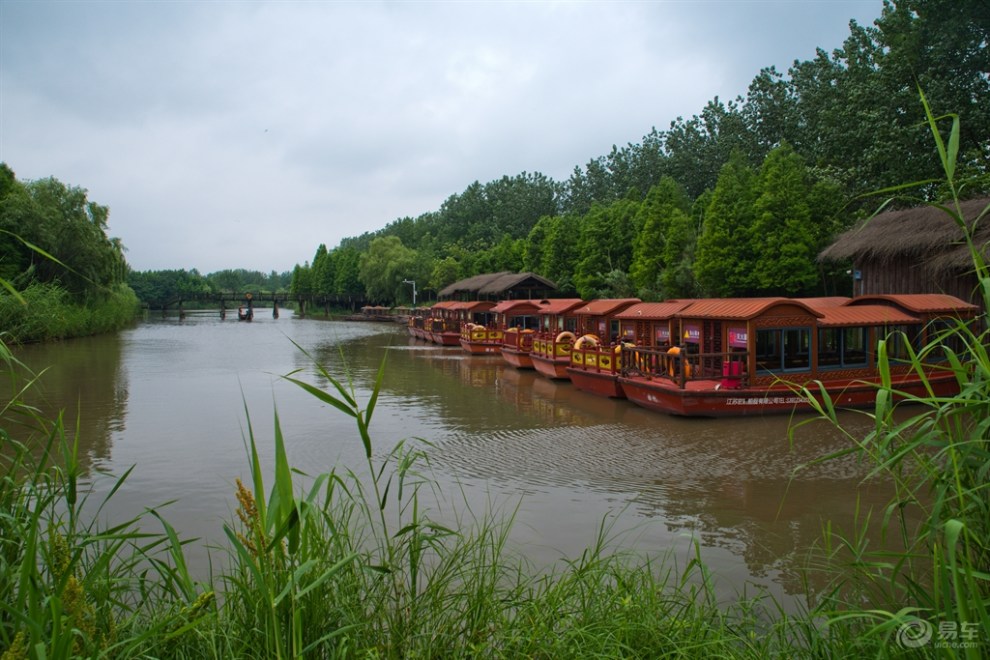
0 282 139 344
792 88 989 657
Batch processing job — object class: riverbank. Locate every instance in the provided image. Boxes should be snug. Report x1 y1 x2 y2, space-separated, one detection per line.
0 282 140 343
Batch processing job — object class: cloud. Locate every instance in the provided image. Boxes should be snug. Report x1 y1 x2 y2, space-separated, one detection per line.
0 0 883 273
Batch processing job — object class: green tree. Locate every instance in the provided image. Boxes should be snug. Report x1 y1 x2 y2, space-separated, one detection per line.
629 177 691 297
694 152 759 297
750 144 819 295
358 236 417 303
333 246 363 298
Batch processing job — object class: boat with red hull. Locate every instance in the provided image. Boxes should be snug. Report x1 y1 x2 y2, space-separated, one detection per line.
533 298 640 381
494 299 547 369
567 300 696 398
529 298 585 379
616 294 977 417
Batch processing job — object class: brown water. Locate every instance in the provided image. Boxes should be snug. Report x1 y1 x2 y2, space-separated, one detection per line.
11 311 889 609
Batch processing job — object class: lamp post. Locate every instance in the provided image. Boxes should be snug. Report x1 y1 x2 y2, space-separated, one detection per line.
402 279 417 306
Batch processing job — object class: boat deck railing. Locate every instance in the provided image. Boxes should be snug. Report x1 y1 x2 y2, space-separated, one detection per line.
622 346 751 390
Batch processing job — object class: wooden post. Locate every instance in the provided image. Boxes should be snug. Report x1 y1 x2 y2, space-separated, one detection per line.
273 301 279 319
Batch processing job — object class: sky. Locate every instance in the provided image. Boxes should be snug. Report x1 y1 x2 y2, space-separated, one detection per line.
0 0 884 275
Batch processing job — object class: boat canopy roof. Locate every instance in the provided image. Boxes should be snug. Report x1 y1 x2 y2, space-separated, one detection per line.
616 300 695 320
817 304 921 327
846 293 978 315
536 298 585 315
676 297 825 321
490 299 543 314
576 298 641 316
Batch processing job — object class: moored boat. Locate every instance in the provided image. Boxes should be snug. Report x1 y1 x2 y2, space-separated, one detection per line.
567 300 695 398
530 298 585 379
494 299 544 368
533 298 640 380
616 294 977 417
456 301 500 353
427 300 463 346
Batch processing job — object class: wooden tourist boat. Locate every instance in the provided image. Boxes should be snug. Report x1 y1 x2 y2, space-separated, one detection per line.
567 300 695 398
407 307 431 340
616 294 978 417
427 300 462 346
495 299 546 369
456 301 501 354
530 298 585 379
532 298 640 380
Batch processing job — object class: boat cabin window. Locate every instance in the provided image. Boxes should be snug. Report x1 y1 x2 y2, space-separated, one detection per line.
756 327 811 373
926 318 968 361
817 327 868 369
879 324 920 363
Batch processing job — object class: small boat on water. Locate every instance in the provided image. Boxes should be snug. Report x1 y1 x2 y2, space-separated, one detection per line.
532 298 640 380
567 300 695 398
492 299 544 368
616 294 978 417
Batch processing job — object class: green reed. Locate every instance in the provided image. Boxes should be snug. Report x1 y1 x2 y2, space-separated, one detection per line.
791 88 989 657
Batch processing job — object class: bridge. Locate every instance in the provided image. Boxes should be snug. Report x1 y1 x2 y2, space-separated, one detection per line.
143 292 371 318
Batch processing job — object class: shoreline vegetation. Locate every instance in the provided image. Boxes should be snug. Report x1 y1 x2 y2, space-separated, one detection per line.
3 106 989 656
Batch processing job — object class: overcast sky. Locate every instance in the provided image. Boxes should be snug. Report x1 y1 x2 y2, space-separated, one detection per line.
1 0 883 274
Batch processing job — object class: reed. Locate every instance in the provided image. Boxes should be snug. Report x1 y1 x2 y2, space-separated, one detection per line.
791 87 990 657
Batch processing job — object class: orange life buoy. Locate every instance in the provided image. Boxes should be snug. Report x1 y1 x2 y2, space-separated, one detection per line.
555 331 576 344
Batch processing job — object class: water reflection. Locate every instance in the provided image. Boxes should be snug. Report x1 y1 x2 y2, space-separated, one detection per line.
9 333 128 473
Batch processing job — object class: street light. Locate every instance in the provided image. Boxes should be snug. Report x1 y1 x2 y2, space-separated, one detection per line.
402 279 417 306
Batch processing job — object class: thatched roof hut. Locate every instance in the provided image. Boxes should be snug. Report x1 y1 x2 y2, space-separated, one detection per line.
819 198 988 309
437 271 557 300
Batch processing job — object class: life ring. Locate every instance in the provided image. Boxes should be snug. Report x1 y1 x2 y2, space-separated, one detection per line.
555 331 575 344
574 334 599 350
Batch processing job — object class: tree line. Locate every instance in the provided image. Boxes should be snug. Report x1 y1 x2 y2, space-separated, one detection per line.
292 0 989 305
127 268 293 306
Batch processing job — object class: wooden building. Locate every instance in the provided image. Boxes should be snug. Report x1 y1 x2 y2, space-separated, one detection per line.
437 271 557 301
819 197 989 313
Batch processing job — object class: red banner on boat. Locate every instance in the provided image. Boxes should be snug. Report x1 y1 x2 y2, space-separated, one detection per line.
655 326 670 343
728 326 748 348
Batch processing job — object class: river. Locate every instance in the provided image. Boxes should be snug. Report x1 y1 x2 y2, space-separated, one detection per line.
10 310 890 610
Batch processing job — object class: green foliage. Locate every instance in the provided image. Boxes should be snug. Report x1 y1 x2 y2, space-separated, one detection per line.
358 236 417 303
750 144 820 296
629 177 692 298
792 91 990 656
694 152 760 297
0 283 139 343
574 199 639 299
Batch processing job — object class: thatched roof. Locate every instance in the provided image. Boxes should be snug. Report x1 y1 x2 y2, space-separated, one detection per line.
437 271 557 298
819 197 990 274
